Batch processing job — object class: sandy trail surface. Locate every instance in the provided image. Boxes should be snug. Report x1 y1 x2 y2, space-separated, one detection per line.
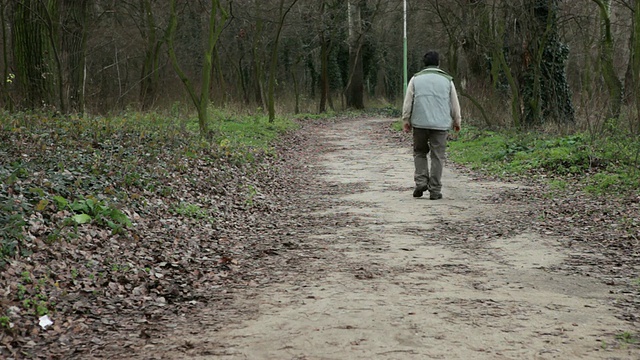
163 118 638 359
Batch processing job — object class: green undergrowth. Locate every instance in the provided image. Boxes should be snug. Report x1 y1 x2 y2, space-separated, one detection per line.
446 126 640 196
209 109 299 152
0 109 297 267
293 104 402 123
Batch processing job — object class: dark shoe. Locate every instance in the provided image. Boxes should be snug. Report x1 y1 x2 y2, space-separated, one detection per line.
413 185 429 198
429 192 443 200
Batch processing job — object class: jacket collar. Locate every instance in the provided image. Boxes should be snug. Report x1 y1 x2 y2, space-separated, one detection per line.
415 66 453 81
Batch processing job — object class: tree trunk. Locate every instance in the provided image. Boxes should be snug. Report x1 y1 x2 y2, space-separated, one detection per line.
39 1 68 113
267 0 298 123
306 54 317 100
374 57 386 99
593 0 623 120
521 0 575 126
345 0 364 110
0 0 12 110
292 69 300 114
61 0 88 113
496 46 522 128
167 0 228 136
623 0 636 109
251 16 266 110
139 0 162 111
210 45 226 105
319 28 330 113
13 1 54 110
632 0 640 132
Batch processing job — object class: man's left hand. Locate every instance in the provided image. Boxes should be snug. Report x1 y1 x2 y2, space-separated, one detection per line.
403 122 411 133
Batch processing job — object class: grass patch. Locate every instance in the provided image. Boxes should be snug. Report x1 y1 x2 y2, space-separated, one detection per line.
446 126 640 196
214 111 298 151
390 120 404 132
616 331 638 344
447 128 512 174
172 201 209 219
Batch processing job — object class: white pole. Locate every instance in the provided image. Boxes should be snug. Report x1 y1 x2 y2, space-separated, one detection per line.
403 0 408 96
404 0 407 36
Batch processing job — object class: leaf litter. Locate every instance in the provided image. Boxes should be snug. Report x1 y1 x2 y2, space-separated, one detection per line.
2 116 640 358
0 117 356 359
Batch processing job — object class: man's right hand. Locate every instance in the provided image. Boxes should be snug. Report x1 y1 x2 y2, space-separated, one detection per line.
403 122 411 133
453 125 461 132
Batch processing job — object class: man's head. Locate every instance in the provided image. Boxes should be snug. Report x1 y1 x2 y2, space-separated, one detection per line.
423 51 440 67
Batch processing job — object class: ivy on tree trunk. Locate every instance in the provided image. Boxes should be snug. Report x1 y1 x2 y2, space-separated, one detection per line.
521 0 575 126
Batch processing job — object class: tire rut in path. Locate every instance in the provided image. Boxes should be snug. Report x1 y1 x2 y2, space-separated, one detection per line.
168 118 638 360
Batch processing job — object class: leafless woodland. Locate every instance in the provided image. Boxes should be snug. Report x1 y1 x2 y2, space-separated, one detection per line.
1 0 639 131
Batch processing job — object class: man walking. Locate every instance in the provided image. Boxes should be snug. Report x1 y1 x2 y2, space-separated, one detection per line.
402 50 461 200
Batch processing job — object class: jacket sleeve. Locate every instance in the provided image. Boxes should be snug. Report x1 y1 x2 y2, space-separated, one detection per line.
402 78 415 126
450 81 462 128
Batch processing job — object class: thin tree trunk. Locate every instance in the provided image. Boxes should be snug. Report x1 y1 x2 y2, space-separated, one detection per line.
1 0 12 110
167 0 228 136
267 0 298 123
210 45 226 105
623 0 636 108
292 69 299 114
319 28 330 113
140 0 162 111
633 0 640 132
39 1 67 113
251 15 266 110
345 0 364 109
496 47 521 128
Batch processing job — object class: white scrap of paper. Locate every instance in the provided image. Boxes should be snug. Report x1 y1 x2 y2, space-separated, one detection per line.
39 315 53 330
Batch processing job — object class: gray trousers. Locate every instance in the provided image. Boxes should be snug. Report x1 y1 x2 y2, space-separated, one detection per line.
413 128 448 194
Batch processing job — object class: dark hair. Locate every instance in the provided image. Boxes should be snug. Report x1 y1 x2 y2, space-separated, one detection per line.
423 51 440 67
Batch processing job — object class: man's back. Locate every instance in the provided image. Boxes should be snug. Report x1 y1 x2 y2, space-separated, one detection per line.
410 68 453 131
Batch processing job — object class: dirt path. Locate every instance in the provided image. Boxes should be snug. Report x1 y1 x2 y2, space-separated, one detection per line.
166 118 638 359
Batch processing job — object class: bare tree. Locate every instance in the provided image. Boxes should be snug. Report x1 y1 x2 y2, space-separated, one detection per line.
267 0 299 122
167 0 228 136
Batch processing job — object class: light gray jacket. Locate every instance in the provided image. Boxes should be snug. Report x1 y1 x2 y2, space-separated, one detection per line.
402 67 461 131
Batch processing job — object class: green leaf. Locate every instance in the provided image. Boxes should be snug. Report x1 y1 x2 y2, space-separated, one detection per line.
85 199 95 213
109 209 132 227
71 214 92 224
35 199 49 212
29 187 45 197
53 196 68 210
70 201 88 213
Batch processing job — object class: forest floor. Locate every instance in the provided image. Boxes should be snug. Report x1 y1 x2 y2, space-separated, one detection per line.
4 116 640 359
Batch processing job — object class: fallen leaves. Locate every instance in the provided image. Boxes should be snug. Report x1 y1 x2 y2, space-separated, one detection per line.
3 116 639 358
0 118 343 359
